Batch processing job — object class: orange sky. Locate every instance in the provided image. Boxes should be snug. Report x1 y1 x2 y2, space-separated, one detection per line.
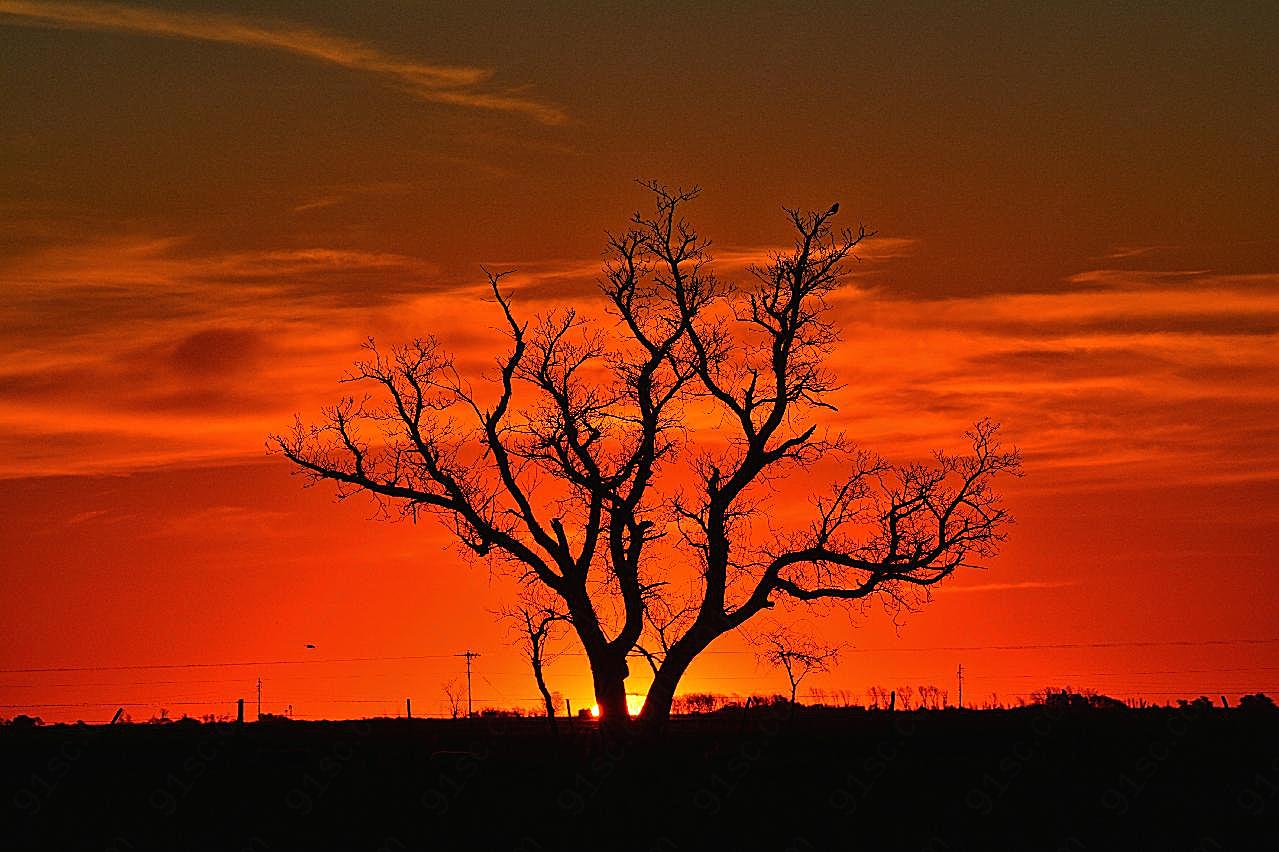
2 1 1277 722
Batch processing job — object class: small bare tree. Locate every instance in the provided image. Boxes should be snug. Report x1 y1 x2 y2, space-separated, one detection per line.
271 182 1021 728
499 590 571 732
756 626 842 711
441 678 465 719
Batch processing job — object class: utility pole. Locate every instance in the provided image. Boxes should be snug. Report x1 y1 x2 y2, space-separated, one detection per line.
957 664 964 709
457 651 480 718
257 677 262 720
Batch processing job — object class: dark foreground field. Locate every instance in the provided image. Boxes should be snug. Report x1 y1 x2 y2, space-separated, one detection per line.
3 706 1278 851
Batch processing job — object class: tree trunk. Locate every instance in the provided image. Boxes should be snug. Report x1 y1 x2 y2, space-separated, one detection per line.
639 620 727 729
590 656 631 729
531 660 557 735
638 648 697 728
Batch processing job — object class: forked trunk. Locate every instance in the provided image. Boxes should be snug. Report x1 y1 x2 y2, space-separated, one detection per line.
590 656 631 730
638 649 697 729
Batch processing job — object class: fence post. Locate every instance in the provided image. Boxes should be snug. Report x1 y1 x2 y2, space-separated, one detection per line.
237 698 244 724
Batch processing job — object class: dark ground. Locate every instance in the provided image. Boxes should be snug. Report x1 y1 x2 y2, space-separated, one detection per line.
3 705 1278 851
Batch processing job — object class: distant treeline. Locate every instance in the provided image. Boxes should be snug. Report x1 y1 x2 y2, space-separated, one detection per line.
3 689 1274 728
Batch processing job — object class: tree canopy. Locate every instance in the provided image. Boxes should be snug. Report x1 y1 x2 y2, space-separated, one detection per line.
271 182 1021 726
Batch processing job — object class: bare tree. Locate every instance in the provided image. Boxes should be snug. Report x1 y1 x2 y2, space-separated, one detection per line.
441 678 465 719
499 589 571 732
918 684 942 710
271 182 1021 728
755 626 842 711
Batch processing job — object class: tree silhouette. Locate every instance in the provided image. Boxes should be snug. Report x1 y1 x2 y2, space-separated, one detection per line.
271 182 1021 727
499 590 571 732
1238 692 1276 712
755 625 842 712
918 684 943 710
440 678 464 719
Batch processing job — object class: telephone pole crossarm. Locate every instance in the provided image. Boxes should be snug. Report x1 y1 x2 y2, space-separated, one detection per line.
457 650 481 718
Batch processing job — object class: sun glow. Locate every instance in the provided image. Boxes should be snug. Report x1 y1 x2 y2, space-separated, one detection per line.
589 694 646 718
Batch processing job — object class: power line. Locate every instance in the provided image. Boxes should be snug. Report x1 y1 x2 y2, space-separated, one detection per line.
9 663 1278 692
0 672 413 689
967 666 1279 679
6 685 1276 713
1 695 552 710
838 638 1279 653
3 637 1277 676
0 653 464 675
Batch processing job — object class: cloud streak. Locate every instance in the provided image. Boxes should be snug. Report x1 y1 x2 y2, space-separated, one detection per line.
485 237 918 302
946 580 1078 594
826 266 1279 491
0 235 473 478
0 0 566 123
2 230 1276 495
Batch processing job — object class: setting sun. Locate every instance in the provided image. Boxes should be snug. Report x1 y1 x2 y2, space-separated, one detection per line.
589 695 647 718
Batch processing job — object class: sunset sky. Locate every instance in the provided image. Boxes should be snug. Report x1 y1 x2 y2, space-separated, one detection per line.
2 1 1277 722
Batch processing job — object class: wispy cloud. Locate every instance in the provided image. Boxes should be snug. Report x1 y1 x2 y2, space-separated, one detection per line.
148 504 297 539
2 229 1276 495
291 196 343 214
947 580 1078 593
65 509 109 525
0 0 566 124
712 237 918 271
0 235 466 478
483 237 919 302
1101 244 1177 261
824 265 1279 490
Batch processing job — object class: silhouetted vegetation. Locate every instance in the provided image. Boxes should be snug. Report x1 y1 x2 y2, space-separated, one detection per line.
2 714 43 728
4 701 1277 850
1038 688 1130 711
498 589 571 733
1240 692 1278 711
754 625 842 712
271 183 1021 727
